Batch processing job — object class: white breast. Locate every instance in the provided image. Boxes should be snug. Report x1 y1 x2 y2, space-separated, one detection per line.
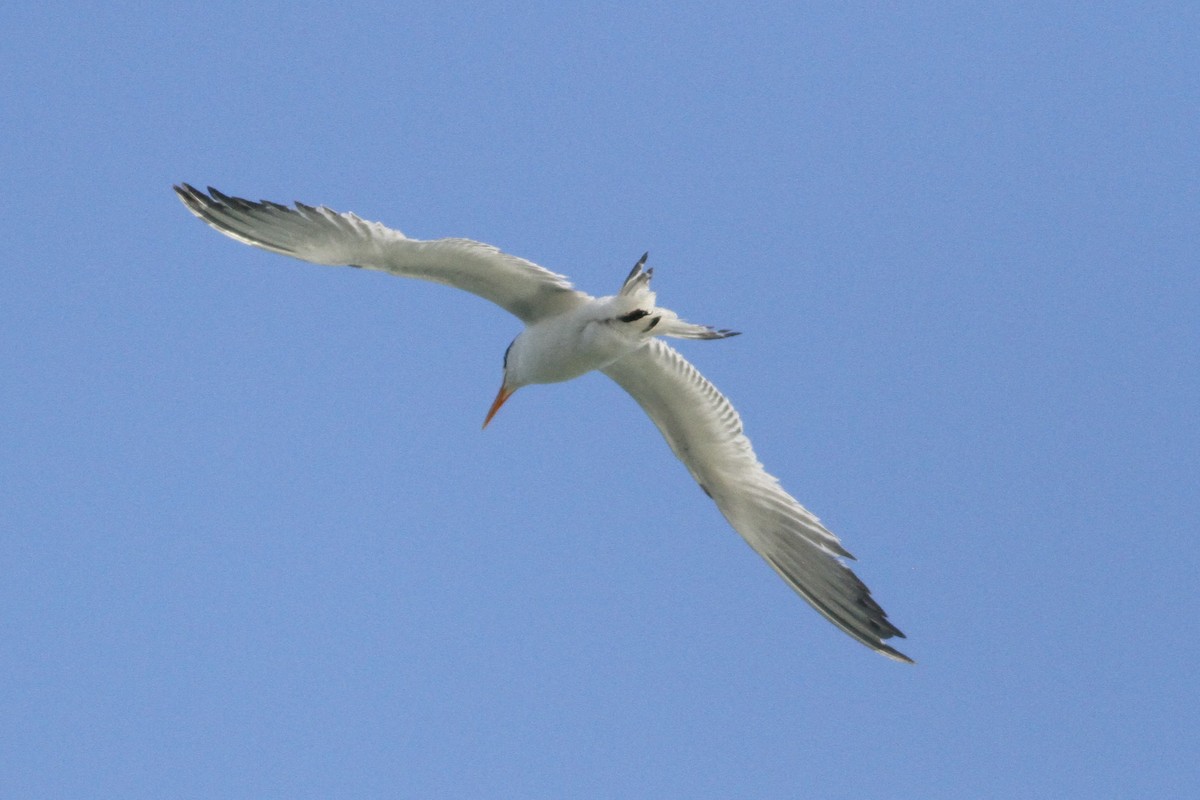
509 298 648 385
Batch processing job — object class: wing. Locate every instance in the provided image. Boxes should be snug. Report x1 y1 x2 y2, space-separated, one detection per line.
174 184 589 323
603 339 911 662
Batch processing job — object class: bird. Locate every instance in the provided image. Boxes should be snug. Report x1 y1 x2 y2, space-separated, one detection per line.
174 183 911 663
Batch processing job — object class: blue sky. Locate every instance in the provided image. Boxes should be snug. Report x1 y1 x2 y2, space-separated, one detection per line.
3 2 1197 797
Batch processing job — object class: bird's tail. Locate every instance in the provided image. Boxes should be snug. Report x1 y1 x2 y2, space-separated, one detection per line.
618 253 739 340
619 252 654 297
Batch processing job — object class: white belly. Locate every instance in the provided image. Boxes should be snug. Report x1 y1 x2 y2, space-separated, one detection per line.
514 306 644 385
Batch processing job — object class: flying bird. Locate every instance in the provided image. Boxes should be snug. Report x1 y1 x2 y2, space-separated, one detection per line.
174 183 911 663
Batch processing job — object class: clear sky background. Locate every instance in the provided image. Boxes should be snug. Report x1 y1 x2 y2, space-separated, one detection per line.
3 2 1197 797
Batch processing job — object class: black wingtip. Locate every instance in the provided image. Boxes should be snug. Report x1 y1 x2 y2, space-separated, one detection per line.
882 646 916 664
174 183 208 214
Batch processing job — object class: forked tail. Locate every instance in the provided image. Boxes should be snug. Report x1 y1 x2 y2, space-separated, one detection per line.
618 253 740 340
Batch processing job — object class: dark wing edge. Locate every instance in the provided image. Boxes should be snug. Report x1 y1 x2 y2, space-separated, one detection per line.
603 340 912 663
173 184 587 322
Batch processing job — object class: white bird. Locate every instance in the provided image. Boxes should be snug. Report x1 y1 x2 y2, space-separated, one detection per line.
174 184 911 663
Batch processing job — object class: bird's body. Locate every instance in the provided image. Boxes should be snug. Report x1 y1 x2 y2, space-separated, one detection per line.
175 184 911 663
502 254 735 388
505 291 646 385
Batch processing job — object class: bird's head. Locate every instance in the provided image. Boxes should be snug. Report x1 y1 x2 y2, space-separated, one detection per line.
483 338 524 429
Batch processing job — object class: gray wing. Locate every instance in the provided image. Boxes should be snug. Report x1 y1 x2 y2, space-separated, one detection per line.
603 339 911 662
174 184 589 323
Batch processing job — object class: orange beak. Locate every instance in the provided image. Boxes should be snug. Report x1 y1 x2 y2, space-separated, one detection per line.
482 383 515 429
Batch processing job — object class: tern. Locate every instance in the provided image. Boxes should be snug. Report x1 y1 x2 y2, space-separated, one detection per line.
174 184 911 663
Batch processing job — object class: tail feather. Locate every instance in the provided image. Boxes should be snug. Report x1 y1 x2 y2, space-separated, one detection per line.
616 252 739 340
620 252 653 297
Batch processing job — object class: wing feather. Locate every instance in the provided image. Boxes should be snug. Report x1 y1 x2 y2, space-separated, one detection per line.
174 184 588 322
603 339 911 662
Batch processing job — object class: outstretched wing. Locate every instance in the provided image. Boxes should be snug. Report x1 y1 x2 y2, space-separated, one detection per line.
174 184 589 323
603 339 911 662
